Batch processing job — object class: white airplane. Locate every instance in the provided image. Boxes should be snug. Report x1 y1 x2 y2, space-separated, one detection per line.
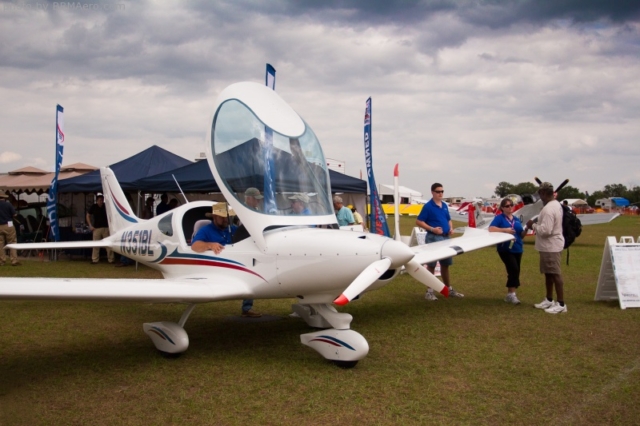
0 81 513 368
458 179 620 231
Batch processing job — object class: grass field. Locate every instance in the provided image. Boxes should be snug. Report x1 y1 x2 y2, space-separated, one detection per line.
1 216 639 425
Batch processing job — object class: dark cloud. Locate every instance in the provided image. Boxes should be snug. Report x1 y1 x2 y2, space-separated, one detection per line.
224 0 640 27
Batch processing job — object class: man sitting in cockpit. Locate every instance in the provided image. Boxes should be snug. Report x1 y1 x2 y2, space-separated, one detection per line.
191 202 262 318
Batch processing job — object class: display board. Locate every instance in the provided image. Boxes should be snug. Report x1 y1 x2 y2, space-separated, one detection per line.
595 236 640 309
408 227 427 246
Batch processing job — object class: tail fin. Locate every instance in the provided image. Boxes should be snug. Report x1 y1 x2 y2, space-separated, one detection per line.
468 201 487 229
100 167 139 234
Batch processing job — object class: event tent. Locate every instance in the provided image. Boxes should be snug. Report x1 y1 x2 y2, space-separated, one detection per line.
58 145 192 192
133 154 367 194
0 163 97 194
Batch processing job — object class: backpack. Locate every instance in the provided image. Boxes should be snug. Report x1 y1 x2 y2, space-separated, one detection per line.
561 204 582 264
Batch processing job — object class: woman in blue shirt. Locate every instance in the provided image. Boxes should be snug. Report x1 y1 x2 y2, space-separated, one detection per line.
489 198 529 305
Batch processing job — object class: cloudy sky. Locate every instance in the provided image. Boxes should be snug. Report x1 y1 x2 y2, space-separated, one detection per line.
1 0 639 198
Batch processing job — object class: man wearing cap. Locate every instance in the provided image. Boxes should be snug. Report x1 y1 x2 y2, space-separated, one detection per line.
192 202 262 318
333 195 354 226
244 187 263 211
289 193 311 215
86 194 115 264
527 182 567 314
0 190 20 266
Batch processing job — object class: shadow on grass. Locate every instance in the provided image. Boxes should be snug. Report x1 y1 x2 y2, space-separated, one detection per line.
0 307 327 395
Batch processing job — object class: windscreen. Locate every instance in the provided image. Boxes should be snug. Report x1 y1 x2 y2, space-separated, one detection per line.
211 99 333 217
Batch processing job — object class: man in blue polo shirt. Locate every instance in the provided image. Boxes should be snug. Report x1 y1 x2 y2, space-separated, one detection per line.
192 202 261 318
416 183 464 301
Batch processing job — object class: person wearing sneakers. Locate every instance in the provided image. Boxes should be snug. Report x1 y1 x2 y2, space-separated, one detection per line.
526 182 566 314
192 202 262 318
416 183 463 301
0 190 20 266
489 198 528 305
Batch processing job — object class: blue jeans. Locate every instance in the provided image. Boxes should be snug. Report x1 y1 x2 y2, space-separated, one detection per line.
425 233 453 268
242 299 253 312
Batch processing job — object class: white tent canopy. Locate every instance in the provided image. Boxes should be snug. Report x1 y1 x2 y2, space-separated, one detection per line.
562 198 588 206
379 184 423 204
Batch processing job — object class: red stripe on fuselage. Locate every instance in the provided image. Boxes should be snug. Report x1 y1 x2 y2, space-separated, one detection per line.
109 188 130 215
160 258 265 280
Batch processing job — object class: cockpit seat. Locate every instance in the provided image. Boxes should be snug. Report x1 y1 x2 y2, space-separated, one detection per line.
191 220 211 243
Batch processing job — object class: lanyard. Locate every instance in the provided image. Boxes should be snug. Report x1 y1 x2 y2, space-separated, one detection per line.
504 215 515 229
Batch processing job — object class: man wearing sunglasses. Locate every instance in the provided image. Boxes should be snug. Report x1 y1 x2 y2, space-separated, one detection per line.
416 183 464 301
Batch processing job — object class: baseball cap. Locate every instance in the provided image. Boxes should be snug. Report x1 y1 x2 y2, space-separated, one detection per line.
244 187 263 199
0 190 8 199
539 182 554 191
288 193 309 204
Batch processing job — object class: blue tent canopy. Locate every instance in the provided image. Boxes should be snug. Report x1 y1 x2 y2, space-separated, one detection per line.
59 145 192 192
611 197 630 207
133 151 367 194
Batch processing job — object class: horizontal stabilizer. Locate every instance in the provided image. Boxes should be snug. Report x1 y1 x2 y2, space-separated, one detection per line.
7 240 113 250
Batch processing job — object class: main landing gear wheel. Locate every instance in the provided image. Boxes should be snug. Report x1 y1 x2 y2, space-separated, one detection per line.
332 360 358 369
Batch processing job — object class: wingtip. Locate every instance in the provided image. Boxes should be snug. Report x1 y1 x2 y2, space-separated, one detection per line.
440 286 450 298
334 294 349 306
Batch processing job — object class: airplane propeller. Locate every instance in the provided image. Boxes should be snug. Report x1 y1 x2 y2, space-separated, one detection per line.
333 258 392 306
404 258 449 296
334 164 450 306
555 179 569 193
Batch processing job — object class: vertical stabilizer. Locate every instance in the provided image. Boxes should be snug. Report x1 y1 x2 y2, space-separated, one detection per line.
469 201 487 229
100 167 139 234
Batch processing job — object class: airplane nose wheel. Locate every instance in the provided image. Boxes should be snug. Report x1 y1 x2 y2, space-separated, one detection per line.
332 360 358 369
159 351 182 359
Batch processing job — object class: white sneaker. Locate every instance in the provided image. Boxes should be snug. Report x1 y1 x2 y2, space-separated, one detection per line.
425 291 438 301
505 293 521 305
449 287 464 298
545 302 567 314
534 298 554 309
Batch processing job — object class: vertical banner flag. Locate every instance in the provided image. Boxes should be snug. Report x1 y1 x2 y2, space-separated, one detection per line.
364 98 390 236
263 64 278 213
47 104 64 242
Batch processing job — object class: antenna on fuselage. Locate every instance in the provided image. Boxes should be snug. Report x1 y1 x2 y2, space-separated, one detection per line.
172 174 189 204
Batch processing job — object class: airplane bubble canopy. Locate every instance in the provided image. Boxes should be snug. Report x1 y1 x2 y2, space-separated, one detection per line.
211 91 333 217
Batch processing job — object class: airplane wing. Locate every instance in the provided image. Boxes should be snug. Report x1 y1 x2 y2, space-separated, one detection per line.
0 277 251 303
577 212 620 225
7 240 112 250
411 227 512 265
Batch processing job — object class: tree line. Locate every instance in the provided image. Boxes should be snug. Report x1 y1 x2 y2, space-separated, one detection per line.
494 182 640 207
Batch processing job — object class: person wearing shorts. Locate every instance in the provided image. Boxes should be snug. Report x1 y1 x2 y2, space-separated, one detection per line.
416 183 463 301
526 182 566 314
